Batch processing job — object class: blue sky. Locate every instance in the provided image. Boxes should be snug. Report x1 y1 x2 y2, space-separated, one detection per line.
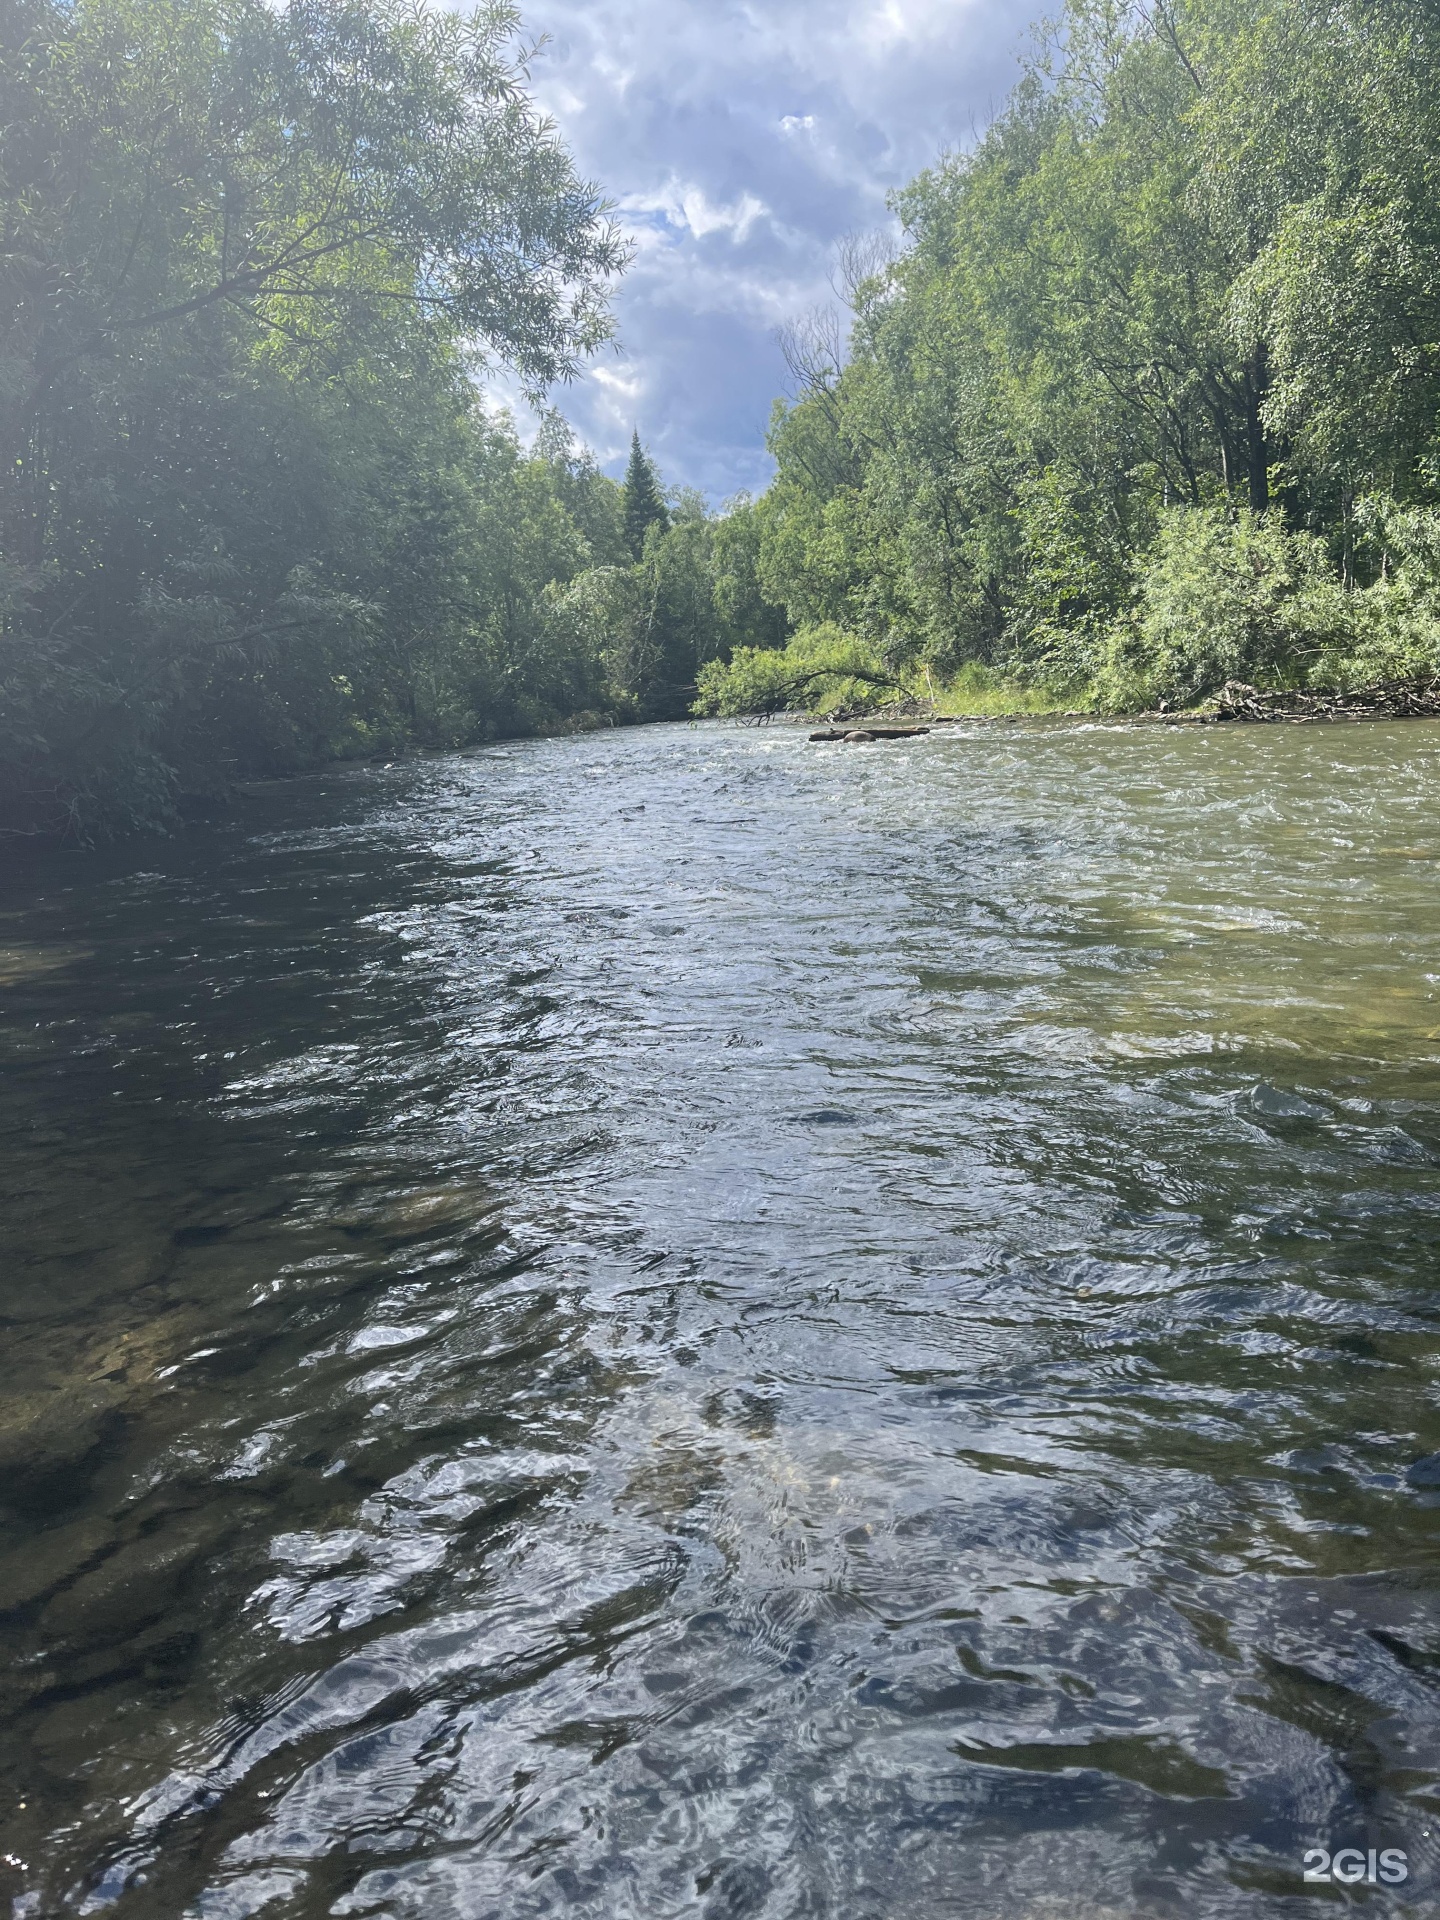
498 0 1032 502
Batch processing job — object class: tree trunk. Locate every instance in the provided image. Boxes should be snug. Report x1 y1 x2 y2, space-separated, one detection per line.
1244 345 1271 514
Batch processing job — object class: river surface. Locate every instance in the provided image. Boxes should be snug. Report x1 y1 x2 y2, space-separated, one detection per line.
2 718 1440 1919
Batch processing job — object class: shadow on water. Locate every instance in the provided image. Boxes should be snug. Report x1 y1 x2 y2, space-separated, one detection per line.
0 722 1438 1917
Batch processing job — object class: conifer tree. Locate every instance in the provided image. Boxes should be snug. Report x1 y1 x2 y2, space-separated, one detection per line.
623 431 669 558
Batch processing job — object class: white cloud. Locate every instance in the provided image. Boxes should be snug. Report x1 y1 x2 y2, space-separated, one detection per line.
619 179 769 244
495 0 1032 500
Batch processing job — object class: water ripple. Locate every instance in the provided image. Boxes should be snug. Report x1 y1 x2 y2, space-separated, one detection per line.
1 720 1438 1915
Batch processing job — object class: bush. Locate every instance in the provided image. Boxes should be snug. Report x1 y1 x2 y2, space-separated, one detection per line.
1309 500 1440 688
1097 505 1349 709
933 660 1087 715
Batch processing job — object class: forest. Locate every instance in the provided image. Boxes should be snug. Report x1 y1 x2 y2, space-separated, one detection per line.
6 0 1440 839
0 0 779 840
703 0 1440 720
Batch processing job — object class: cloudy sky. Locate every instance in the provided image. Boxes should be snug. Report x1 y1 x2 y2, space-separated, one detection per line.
502 0 1033 502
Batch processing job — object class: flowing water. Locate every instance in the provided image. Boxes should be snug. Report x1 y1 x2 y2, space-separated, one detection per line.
2 718 1440 1920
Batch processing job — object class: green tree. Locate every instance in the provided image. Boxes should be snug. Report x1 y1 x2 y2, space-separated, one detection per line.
711 496 789 653
735 0 1440 717
542 481 783 720
0 0 628 837
622 431 670 559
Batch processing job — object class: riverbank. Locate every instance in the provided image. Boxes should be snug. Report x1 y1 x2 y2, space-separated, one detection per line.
813 672 1440 728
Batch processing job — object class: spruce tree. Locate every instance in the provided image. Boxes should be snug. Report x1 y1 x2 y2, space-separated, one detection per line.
623 431 669 558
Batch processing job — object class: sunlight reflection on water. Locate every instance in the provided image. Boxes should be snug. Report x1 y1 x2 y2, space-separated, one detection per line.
1 718 1439 1917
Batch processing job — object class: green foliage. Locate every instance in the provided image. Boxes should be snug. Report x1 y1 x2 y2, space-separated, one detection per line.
1309 500 1440 687
748 0 1440 714
1099 506 1348 709
710 496 789 653
1097 499 1440 711
693 624 910 719
0 0 629 839
932 660 1085 716
622 432 670 560
550 498 791 722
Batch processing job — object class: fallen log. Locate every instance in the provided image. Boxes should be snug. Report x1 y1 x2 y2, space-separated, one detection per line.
808 725 932 742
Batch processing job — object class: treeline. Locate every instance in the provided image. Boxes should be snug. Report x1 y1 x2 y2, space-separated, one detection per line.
0 0 778 842
702 0 1440 718
16 0 1440 832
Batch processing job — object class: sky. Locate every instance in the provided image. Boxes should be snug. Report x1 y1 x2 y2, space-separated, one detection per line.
495 0 1033 503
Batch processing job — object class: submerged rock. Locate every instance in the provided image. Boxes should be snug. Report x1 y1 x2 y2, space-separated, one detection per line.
330 1181 500 1246
1366 1125 1435 1165
1247 1083 1326 1122
0 1516 117 1615
40 1503 246 1646
0 1387 122 1513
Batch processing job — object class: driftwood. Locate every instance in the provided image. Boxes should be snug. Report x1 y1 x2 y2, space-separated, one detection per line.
1165 678 1440 724
808 725 932 742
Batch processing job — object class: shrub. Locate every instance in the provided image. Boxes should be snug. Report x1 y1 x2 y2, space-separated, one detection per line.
1310 500 1440 688
1097 505 1349 709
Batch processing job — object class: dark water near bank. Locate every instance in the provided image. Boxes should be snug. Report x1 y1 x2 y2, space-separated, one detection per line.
3 718 1440 1919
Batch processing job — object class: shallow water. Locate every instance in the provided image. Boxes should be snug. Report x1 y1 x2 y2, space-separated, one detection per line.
2 717 1440 1919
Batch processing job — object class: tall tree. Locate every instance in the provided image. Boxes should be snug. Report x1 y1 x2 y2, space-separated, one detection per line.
0 0 629 838
736 0 1440 712
622 431 669 558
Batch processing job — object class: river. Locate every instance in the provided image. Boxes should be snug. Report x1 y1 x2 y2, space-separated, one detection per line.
2 717 1439 1918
